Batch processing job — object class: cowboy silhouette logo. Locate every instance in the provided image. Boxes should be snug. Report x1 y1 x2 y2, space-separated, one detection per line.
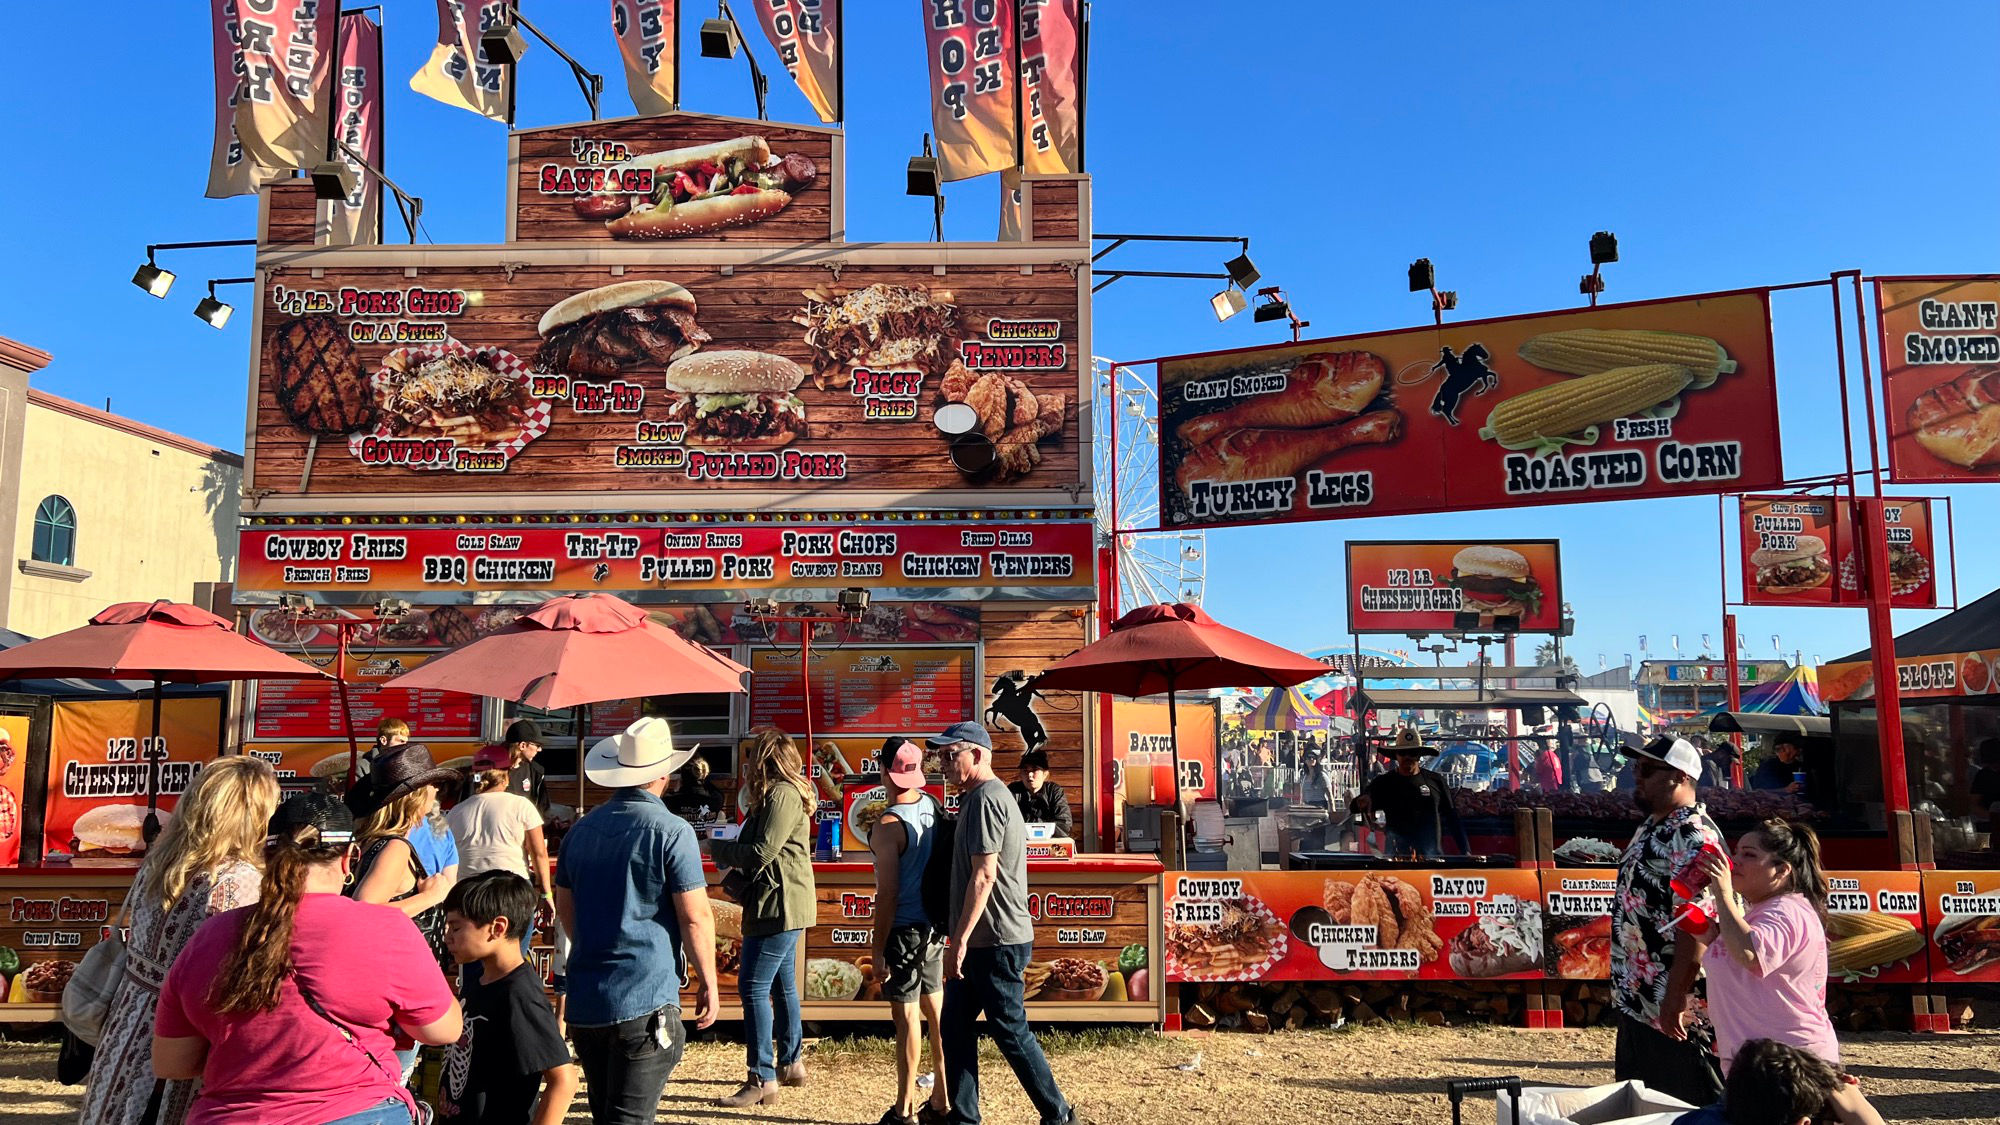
987 669 1048 751
1428 343 1499 425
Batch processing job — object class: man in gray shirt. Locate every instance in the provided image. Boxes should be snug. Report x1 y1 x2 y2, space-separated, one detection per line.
932 721 1074 1125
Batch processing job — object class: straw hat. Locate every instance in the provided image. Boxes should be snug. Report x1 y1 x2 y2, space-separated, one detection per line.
1387 728 1428 756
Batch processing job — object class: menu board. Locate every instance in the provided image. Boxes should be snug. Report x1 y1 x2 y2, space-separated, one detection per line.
0 715 26 868
251 652 481 740
1824 871 1927 984
1345 540 1563 633
747 646 974 736
1925 870 2000 983
1737 495 1938 609
1165 869 1549 983
1877 276 2000 484
43 699 223 861
0 874 128 1010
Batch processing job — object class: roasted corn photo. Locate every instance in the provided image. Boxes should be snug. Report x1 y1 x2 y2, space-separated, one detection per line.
1827 911 1918 940
1828 925 1926 976
1479 363 1693 448
1519 329 1737 389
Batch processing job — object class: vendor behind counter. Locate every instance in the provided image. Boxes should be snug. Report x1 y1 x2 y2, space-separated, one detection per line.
1009 749 1073 839
1349 728 1471 859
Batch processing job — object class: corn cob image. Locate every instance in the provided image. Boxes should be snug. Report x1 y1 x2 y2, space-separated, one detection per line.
1479 364 1693 448
1827 911 1916 940
1520 329 1737 389
1827 926 1926 975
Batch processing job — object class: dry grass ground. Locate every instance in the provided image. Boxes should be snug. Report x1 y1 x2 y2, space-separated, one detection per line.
3 1024 1995 1124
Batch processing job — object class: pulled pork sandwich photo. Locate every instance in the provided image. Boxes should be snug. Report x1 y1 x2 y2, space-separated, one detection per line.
661 351 808 450
1752 535 1832 595
533 281 711 376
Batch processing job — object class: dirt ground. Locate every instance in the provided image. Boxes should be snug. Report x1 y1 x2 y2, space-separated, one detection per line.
3 1024 1995 1124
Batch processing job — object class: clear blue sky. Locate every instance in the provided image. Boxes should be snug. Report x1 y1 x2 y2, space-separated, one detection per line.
1 3 1996 670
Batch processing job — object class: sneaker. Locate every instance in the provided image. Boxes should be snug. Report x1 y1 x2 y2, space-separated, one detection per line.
714 1080 781 1108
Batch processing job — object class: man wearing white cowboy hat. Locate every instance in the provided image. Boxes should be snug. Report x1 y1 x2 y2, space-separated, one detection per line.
1349 727 1470 858
555 717 719 1125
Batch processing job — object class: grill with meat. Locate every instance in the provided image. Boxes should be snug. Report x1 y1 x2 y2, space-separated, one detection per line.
271 315 378 434
534 306 712 376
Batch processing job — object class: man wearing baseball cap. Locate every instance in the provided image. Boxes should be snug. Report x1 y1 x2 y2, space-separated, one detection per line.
931 720 1074 1125
1612 735 1727 1106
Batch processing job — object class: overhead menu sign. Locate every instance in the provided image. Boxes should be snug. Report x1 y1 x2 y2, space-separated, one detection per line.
1155 289 1782 528
1737 495 1937 609
1345 540 1563 634
1877 276 2000 484
236 521 1095 601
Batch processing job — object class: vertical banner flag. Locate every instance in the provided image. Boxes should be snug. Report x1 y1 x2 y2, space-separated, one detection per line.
924 0 1018 181
207 0 263 197
612 0 677 115
1017 0 1080 174
412 0 511 121
321 13 384 246
230 0 340 172
751 0 841 123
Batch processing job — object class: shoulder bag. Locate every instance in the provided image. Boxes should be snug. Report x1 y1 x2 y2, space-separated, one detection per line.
297 975 435 1125
61 881 136 1046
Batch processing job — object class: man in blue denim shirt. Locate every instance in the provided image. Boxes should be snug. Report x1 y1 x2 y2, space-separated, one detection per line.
555 718 719 1125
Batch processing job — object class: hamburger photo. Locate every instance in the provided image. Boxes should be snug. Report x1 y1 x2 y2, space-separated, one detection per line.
661 351 808 449
1753 535 1832 595
1446 546 1545 619
70 804 167 857
711 898 744 984
533 281 712 377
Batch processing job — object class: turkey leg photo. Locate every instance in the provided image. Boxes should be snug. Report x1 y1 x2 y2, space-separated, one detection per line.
1175 351 1387 447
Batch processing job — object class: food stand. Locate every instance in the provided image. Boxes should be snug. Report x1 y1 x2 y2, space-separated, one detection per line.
220 110 1163 1024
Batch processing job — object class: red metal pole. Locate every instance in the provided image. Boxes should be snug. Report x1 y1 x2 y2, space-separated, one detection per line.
1858 495 1914 827
337 622 360 789
1722 613 1742 714
1097 542 1119 848
1505 635 1519 791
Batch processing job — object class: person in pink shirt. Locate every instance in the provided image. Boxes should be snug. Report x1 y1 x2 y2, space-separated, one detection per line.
1697 818 1842 1073
152 793 462 1125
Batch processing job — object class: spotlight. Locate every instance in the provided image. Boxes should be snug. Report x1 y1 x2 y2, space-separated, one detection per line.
481 19 528 64
193 289 233 329
906 153 941 197
1210 287 1247 321
1408 258 1435 292
744 597 780 617
374 598 413 619
837 588 870 616
311 160 358 202
1436 290 1459 311
700 16 741 58
1223 252 1260 290
278 593 314 612
132 256 174 298
1252 295 1291 323
1590 231 1619 265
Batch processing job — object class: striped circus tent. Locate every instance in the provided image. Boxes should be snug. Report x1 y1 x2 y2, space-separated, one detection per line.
1243 684 1335 732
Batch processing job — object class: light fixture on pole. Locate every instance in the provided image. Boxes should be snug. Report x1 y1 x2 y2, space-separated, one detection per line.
1581 230 1618 306
1210 287 1247 321
907 133 944 242
310 159 359 202
1409 257 1457 324
130 239 255 300
335 139 427 244
480 4 530 64
1224 248 1260 290
1253 286 1309 341
193 277 255 330
702 1 769 119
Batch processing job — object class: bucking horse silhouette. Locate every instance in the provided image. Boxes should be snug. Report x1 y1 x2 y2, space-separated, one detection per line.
1428 343 1499 425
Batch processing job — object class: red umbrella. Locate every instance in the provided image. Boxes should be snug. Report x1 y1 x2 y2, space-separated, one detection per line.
1031 602 1325 812
382 594 749 810
0 600 333 839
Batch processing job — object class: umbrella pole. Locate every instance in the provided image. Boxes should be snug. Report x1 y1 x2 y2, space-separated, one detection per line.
1167 670 1187 823
576 703 589 814
144 676 163 844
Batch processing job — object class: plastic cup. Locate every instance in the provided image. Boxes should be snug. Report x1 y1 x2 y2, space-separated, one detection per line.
1792 770 1807 789
1670 841 1728 902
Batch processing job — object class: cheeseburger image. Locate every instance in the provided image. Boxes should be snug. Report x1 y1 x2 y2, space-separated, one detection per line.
71 804 168 857
1446 546 1545 618
533 281 712 377
712 898 744 983
661 351 808 449
1753 536 1832 595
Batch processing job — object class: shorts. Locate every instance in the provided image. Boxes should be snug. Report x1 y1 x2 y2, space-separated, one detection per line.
881 925 944 1004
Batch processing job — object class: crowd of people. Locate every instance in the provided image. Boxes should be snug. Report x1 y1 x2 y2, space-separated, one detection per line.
72 711 1079 1125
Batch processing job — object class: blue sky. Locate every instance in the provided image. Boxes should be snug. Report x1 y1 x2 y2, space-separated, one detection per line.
1 3 1996 670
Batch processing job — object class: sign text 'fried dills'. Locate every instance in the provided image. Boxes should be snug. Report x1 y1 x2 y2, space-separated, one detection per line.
252 259 1080 498
1156 289 1781 528
236 521 1095 599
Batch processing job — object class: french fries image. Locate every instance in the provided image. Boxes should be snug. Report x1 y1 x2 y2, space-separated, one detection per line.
1023 960 1053 999
1518 329 1736 389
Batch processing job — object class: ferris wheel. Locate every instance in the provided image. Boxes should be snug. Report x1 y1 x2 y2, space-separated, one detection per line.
1092 356 1207 612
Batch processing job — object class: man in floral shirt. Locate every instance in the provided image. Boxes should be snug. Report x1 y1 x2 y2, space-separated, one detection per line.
1612 735 1725 1106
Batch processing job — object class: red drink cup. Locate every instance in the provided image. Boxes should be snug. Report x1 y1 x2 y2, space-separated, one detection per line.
1670 841 1727 902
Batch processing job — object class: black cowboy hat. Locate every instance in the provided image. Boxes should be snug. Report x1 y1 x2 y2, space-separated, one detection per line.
352 742 462 818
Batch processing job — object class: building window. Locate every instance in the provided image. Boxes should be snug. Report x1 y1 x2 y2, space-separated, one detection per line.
32 495 76 567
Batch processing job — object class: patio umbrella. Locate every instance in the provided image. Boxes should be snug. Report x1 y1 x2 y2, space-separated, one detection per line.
1032 602 1326 814
381 593 750 809
0 600 333 840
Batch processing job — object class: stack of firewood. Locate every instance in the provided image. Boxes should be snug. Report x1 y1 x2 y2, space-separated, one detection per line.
1180 981 1619 1030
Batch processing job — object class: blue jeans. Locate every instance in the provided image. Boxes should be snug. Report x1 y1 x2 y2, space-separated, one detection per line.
320 1098 412 1125
572 1006 686 1125
942 942 1070 1125
738 928 804 1082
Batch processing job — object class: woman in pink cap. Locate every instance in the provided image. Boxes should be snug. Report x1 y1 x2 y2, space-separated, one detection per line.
448 743 554 958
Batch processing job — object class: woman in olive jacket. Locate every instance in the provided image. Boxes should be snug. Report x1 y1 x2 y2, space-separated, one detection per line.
709 728 818 1107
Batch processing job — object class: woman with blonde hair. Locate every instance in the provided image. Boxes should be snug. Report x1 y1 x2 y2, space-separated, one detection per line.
78 756 280 1125
154 793 460 1125
709 728 816 1107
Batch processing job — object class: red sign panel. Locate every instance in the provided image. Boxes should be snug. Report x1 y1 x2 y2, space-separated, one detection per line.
1877 276 2000 484
251 653 481 741
236 521 1093 600
1156 289 1782 528
747 646 974 736
1924 870 2000 982
1738 495 1937 609
1345 540 1563 633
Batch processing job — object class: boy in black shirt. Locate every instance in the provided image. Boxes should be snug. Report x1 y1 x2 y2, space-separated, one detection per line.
440 871 577 1125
